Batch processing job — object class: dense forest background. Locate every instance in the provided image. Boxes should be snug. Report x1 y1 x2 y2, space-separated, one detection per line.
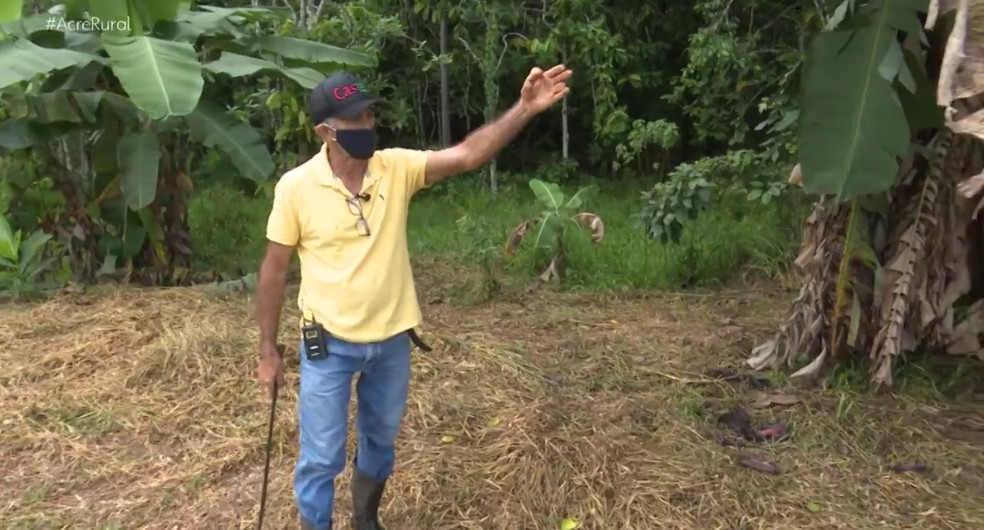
0 0 812 294
3 0 980 383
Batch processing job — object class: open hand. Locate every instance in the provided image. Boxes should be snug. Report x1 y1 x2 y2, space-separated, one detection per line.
519 64 572 114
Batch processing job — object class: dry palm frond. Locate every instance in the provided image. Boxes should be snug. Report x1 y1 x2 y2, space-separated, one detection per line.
756 2 984 385
929 0 984 363
788 162 803 187
870 132 950 386
955 98 984 215
747 197 849 378
934 0 984 141
572 213 604 242
925 0 959 30
505 218 539 257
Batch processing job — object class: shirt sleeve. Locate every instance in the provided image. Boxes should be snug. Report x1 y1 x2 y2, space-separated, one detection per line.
265 176 300 246
400 148 433 198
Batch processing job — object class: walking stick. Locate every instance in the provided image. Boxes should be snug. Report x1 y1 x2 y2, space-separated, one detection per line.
258 344 285 530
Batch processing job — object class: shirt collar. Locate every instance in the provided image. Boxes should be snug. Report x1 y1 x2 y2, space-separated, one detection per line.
312 142 380 195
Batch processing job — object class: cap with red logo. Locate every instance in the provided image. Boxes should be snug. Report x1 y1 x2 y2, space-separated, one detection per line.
307 72 381 124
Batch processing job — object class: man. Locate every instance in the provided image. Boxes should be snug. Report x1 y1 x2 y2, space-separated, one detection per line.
254 64 572 530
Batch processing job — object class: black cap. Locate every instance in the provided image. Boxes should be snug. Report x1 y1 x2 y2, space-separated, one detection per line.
307 72 381 124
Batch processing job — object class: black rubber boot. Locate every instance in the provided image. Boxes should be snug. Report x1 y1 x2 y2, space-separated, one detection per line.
350 465 387 530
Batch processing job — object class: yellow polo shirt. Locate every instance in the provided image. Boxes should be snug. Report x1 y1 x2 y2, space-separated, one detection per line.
265 143 432 343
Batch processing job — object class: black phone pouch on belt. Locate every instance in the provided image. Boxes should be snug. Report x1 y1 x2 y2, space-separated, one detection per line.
302 320 328 360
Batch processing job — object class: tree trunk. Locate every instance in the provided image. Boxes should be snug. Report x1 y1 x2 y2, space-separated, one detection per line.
132 134 193 286
750 129 984 386
561 52 569 160
439 11 451 148
750 0 984 387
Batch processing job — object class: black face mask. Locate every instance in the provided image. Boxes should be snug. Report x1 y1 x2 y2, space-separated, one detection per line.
334 128 377 159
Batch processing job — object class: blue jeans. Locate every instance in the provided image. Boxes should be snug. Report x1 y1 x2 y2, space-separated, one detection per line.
294 330 412 530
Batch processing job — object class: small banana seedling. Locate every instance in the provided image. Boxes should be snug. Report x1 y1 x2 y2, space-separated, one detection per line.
505 178 604 283
0 214 59 296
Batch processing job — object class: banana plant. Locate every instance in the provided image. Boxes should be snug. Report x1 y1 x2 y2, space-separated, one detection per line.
0 213 59 295
0 0 374 283
505 178 605 282
750 0 984 386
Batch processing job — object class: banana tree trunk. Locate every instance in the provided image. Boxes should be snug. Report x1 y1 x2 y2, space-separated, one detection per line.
752 0 984 387
131 134 193 285
750 130 984 386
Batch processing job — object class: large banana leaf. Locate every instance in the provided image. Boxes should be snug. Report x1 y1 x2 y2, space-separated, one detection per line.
197 4 291 19
203 52 322 89
0 14 51 37
248 36 375 68
0 215 17 261
130 0 184 30
529 179 565 210
17 229 52 275
11 90 104 123
55 61 103 91
0 122 36 150
101 33 203 119
564 184 598 210
0 0 22 23
63 31 104 54
45 0 92 19
0 39 103 89
798 3 913 200
117 130 161 210
895 45 943 129
172 7 248 41
1 14 104 54
183 100 275 183
532 212 562 253
4 89 141 127
170 4 285 42
0 121 81 151
86 0 129 29
98 92 143 123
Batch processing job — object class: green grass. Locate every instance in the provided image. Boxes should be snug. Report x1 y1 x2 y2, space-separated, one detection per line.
188 174 809 291
187 185 271 276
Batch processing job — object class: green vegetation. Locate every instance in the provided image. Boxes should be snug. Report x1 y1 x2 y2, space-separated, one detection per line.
0 0 981 384
185 176 809 292
2 2 983 528
0 0 810 291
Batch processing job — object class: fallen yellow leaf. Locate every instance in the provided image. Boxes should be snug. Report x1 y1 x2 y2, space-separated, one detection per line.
487 417 502 427
440 435 456 444
560 517 579 530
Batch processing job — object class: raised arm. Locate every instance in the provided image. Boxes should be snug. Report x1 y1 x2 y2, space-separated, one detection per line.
424 64 572 186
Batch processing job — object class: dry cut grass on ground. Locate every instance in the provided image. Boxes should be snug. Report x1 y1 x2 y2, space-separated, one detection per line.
1 274 983 530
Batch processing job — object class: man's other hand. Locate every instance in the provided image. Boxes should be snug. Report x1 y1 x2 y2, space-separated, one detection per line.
257 342 286 397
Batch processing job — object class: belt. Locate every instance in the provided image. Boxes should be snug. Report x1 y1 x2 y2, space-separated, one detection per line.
407 328 432 352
